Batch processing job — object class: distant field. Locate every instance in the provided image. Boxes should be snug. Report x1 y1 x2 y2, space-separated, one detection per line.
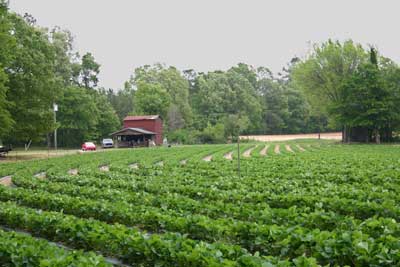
241 131 342 141
0 132 341 163
0 141 399 266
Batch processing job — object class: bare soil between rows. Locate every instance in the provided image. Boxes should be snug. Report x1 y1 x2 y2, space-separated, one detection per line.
241 132 342 142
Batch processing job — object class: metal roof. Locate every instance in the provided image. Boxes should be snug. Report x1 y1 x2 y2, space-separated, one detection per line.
123 115 160 121
111 127 156 136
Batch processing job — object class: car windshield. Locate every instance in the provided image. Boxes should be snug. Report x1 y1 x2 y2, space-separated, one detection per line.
85 142 95 146
103 139 112 142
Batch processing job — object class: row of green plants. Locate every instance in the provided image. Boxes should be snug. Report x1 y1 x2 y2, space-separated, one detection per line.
2 142 400 266
12 174 355 230
0 228 111 266
0 184 399 266
0 201 270 267
56 160 400 205
37 164 400 223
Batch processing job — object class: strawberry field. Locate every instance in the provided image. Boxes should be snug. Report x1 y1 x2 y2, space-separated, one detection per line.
0 142 400 266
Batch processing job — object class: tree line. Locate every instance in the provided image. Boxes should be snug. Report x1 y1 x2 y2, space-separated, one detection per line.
0 2 119 147
1 2 400 147
115 62 331 144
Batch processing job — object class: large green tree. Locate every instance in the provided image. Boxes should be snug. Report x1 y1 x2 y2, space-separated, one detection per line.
379 58 400 140
57 86 98 146
257 77 289 134
284 88 310 133
94 92 120 139
226 66 262 133
128 64 192 130
133 82 170 118
191 71 229 128
50 27 75 86
0 1 14 139
333 49 399 143
292 40 368 139
57 86 119 147
292 40 367 114
5 13 61 145
72 52 100 89
104 85 135 121
191 64 262 134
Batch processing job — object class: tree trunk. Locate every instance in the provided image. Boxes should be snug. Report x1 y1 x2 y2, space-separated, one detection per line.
318 116 321 140
375 129 380 144
345 125 351 143
383 127 392 142
342 127 345 143
24 140 32 151
47 133 51 149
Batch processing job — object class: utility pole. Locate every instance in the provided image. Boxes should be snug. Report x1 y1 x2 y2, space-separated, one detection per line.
53 103 58 151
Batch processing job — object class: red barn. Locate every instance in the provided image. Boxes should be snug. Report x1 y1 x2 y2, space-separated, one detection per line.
111 115 163 147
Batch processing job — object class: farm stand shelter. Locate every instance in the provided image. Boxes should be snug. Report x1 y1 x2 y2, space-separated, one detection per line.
111 128 157 147
111 115 163 147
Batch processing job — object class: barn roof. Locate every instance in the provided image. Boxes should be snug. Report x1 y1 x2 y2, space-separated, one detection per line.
123 115 160 121
111 127 156 136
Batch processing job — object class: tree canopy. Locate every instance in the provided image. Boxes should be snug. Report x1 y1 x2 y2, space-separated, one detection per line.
293 41 400 143
0 3 119 147
1 2 400 146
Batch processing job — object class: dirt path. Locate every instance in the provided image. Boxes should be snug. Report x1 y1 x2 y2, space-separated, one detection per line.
68 169 78 175
99 165 109 172
224 151 233 160
203 155 212 162
285 145 294 153
0 176 13 187
243 146 257 158
260 145 269 156
296 144 306 152
274 144 280 154
241 132 342 142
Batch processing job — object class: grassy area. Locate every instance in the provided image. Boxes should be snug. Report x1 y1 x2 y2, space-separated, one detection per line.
0 148 78 163
1 147 121 163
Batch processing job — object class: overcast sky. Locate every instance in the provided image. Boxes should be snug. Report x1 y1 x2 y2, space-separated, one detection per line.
9 0 400 90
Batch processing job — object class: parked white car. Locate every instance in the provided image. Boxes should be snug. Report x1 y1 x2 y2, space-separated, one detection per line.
101 138 114 148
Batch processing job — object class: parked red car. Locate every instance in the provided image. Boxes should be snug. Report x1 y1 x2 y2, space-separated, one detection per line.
82 142 96 151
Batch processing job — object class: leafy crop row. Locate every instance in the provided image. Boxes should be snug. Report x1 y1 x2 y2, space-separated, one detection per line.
0 228 110 266
1 143 400 266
